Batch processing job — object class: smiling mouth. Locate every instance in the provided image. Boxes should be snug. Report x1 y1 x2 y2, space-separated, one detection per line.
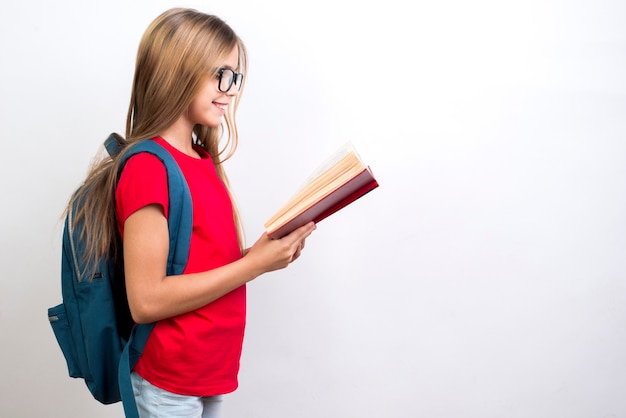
213 102 227 111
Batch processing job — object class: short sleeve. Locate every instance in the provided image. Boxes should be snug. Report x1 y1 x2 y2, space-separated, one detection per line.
116 153 169 235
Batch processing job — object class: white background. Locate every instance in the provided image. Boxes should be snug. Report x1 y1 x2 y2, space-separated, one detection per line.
1 0 625 417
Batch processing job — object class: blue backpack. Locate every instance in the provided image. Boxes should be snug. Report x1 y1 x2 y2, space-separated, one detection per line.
47 135 192 417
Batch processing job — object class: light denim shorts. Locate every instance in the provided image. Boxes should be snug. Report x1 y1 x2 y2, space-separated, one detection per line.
131 371 223 418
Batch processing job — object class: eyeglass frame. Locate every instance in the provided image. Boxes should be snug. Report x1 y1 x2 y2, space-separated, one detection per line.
216 68 244 93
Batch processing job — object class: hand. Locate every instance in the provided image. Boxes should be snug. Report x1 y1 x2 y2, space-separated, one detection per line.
244 222 316 274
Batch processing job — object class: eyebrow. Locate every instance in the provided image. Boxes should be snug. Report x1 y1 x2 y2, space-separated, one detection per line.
220 64 241 72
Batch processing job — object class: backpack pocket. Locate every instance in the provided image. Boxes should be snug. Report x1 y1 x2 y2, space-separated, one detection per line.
48 304 82 378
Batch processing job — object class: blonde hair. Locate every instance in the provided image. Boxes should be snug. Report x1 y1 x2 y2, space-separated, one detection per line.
69 8 247 276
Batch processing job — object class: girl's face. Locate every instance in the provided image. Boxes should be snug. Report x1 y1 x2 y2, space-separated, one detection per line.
186 46 241 128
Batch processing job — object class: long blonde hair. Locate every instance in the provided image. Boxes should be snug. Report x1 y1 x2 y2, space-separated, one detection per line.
69 8 247 275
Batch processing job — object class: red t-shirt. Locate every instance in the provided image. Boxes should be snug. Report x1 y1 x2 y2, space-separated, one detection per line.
115 137 246 396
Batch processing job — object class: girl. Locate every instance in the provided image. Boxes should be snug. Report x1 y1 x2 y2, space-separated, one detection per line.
70 8 315 417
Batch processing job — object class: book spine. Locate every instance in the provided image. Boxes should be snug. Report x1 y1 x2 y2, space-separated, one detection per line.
311 178 378 225
267 170 379 239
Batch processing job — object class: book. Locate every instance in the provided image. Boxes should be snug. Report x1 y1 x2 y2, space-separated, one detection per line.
264 142 379 239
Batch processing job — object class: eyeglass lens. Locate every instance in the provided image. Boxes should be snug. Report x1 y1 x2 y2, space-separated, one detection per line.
219 69 243 92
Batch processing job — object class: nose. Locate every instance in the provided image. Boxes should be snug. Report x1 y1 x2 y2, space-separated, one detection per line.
224 81 240 96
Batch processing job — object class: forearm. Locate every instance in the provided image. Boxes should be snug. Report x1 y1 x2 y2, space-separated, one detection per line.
124 204 314 323
129 255 264 324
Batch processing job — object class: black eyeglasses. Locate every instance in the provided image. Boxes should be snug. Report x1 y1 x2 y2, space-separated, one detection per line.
217 68 244 93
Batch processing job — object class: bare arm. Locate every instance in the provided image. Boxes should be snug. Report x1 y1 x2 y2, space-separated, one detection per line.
123 204 315 324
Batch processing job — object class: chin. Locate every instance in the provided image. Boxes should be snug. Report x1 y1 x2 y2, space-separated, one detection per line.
199 118 222 128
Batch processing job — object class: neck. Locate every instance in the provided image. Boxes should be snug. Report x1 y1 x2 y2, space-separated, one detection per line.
158 117 200 158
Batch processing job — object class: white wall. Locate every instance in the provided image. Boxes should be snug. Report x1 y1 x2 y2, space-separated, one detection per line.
1 0 625 417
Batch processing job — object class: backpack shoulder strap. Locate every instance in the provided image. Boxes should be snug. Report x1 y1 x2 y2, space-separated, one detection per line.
118 139 193 276
110 136 193 418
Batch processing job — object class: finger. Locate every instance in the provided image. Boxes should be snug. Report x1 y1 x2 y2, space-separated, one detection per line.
286 222 316 243
266 222 315 245
291 247 302 262
290 242 302 259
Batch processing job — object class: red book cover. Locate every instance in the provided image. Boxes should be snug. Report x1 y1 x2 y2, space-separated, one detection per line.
266 166 379 239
